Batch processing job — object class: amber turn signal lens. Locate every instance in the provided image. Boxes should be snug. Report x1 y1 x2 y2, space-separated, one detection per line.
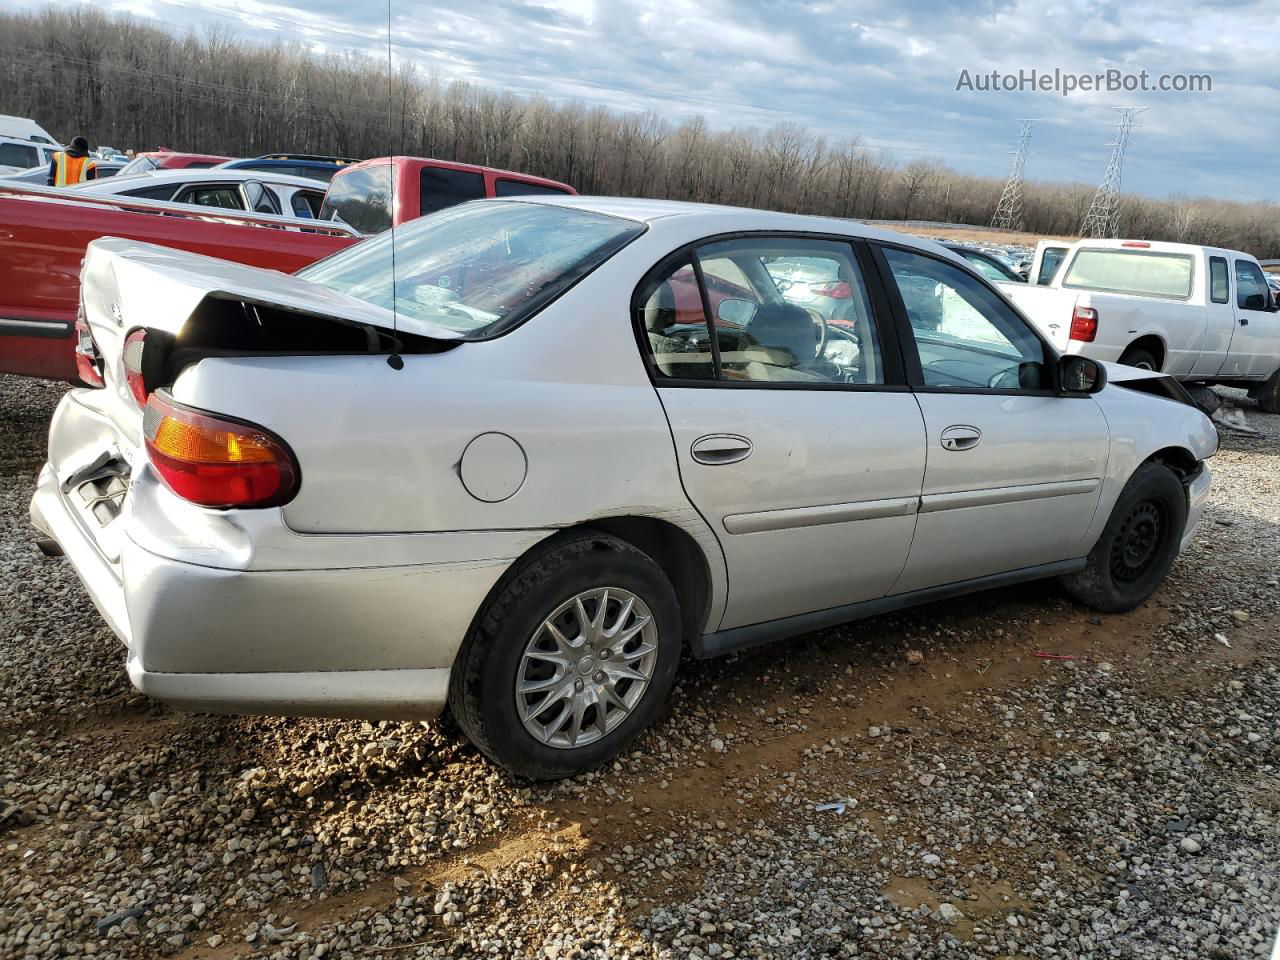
143 393 298 509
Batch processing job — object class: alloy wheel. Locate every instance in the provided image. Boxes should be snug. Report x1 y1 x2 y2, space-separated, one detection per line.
515 587 658 749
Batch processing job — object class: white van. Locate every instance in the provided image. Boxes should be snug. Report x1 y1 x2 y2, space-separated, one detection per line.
0 116 63 173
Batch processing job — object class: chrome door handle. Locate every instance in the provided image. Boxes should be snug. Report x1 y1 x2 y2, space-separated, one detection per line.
940 425 982 451
691 434 753 465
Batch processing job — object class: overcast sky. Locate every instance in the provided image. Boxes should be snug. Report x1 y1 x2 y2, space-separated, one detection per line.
13 0 1278 203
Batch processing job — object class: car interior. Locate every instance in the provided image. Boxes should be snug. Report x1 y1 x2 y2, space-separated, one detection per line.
641 241 883 385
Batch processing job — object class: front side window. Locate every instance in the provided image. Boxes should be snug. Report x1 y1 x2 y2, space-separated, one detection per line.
1209 256 1230 304
420 167 486 216
1062 249 1194 300
319 164 393 234
1235 259 1270 310
1037 247 1067 285
882 246 1046 391
637 237 885 386
301 201 643 340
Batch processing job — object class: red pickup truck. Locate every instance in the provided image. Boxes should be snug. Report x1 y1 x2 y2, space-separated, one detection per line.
1 156 574 381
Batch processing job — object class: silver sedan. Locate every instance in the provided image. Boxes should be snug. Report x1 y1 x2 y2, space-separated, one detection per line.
32 197 1218 778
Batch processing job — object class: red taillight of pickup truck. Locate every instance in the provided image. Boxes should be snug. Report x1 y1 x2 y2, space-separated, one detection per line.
1069 306 1098 342
73 309 105 388
122 329 149 406
142 393 299 509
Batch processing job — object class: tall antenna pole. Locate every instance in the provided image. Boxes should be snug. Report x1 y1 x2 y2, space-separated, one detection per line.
1080 108 1146 238
990 119 1035 231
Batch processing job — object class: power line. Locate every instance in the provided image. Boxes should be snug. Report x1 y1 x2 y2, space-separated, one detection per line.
990 119 1035 231
1081 108 1146 239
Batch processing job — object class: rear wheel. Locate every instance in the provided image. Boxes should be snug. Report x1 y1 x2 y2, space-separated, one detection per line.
1118 346 1159 371
448 531 682 780
1060 462 1187 613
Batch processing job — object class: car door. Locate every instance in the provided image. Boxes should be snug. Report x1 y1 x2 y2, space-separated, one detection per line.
872 243 1110 595
1191 253 1240 378
637 235 927 631
1228 258 1279 378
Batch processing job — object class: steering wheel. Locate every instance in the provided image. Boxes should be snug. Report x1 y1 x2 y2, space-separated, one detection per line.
987 365 1022 390
807 308 829 361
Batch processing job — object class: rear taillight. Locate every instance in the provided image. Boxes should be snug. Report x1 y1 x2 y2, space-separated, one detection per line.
810 281 852 300
143 393 299 509
122 329 149 406
74 308 105 388
1069 306 1098 342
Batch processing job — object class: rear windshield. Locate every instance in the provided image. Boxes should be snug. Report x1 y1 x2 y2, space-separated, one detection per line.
299 201 644 339
319 164 394 234
1062 249 1194 300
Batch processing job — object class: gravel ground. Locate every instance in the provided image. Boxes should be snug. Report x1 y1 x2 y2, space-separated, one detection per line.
1 374 1277 960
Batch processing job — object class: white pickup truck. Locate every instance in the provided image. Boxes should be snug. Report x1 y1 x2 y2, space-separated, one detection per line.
999 238 1280 412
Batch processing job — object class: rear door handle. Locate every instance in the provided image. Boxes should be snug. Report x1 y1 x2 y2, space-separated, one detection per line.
940 425 982 452
691 434 753 465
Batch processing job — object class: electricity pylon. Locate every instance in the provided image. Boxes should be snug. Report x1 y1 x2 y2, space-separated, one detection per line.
1080 108 1146 238
990 119 1035 231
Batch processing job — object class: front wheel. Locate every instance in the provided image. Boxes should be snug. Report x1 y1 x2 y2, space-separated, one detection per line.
1060 462 1187 613
1250 366 1280 414
448 531 682 780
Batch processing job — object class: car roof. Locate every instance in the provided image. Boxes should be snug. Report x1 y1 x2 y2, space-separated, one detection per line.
73 169 329 191
501 195 955 250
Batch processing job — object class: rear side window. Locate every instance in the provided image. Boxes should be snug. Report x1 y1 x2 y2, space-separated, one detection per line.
420 167 486 216
495 178 571 198
0 143 39 167
1209 256 1230 304
123 185 179 201
1063 249 1194 300
320 165 393 234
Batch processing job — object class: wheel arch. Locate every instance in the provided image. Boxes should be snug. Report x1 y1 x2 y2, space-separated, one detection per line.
567 516 714 651
1120 334 1167 370
1146 444 1200 482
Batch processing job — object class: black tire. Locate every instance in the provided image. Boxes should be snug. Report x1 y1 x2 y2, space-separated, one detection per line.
1118 346 1159 371
448 531 682 780
1252 366 1280 414
1060 462 1187 613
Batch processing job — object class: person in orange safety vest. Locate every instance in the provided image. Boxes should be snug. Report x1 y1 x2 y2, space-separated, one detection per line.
47 136 98 186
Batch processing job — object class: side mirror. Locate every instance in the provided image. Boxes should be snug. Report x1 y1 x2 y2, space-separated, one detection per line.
716 298 758 326
1243 292 1267 311
1060 355 1106 394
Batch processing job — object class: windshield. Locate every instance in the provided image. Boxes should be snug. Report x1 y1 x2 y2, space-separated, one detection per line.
118 155 160 176
299 200 644 339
